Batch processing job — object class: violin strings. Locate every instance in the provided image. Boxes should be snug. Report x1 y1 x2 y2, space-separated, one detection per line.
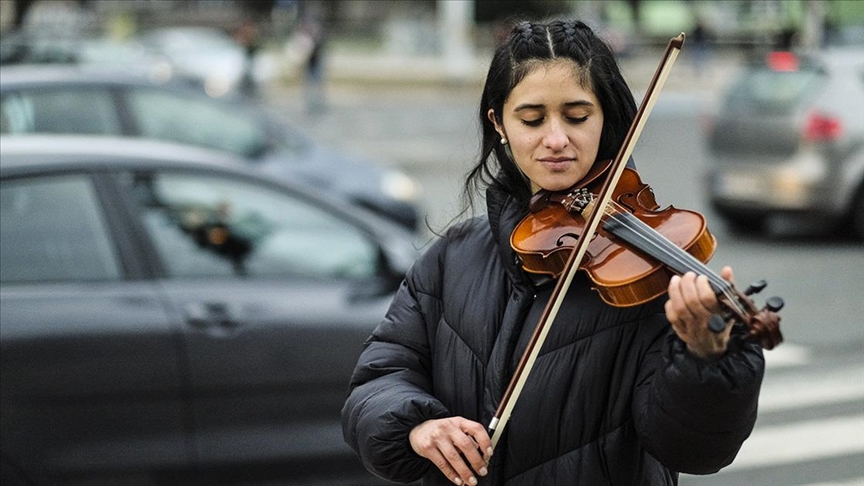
604 202 721 281
599 202 745 316
604 208 744 316
603 204 736 299
608 206 744 316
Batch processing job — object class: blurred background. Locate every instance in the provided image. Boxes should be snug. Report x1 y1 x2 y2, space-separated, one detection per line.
1 1 862 485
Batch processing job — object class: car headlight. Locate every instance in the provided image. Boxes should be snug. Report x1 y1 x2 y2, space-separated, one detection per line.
381 170 421 203
204 75 234 98
148 61 174 84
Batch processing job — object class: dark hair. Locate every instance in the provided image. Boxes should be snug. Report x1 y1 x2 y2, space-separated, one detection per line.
463 19 638 210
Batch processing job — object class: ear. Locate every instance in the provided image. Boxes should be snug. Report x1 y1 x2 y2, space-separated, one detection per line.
488 108 506 141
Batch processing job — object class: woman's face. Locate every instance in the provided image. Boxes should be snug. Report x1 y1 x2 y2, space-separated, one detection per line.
490 60 604 194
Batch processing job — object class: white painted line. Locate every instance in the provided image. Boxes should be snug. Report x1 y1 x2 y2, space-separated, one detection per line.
805 479 864 486
764 342 812 368
759 363 864 412
724 414 864 471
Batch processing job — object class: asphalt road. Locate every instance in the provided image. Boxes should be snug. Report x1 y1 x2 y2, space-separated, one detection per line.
265 71 864 485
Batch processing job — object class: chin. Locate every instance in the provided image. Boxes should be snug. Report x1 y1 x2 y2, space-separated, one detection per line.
540 179 579 193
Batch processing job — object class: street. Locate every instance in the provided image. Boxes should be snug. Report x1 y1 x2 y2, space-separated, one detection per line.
265 61 864 485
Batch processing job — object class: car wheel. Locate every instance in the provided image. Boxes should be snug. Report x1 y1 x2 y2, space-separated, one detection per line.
850 190 864 240
717 213 764 235
711 204 765 235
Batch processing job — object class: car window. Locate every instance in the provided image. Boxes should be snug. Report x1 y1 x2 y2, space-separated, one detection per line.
0 88 122 135
0 175 121 283
724 65 824 114
126 88 270 158
121 171 378 279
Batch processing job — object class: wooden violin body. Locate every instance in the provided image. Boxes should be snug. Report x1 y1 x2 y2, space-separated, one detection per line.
512 165 717 307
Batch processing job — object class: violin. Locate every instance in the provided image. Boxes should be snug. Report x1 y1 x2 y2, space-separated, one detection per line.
488 33 783 450
511 161 784 348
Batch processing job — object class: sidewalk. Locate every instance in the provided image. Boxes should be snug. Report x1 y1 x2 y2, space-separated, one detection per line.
261 45 746 231
272 44 746 97
263 44 743 169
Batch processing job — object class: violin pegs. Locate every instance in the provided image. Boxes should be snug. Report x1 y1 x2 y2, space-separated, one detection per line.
708 314 727 333
744 280 768 296
764 296 784 313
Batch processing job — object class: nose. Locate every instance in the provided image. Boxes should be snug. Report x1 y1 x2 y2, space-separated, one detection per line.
542 119 569 151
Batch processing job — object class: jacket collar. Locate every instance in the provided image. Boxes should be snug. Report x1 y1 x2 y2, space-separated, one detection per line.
486 185 532 288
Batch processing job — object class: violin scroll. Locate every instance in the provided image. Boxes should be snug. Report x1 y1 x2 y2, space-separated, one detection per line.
748 309 784 350
715 279 784 350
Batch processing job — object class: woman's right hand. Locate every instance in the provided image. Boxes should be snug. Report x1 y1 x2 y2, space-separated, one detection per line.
409 416 493 486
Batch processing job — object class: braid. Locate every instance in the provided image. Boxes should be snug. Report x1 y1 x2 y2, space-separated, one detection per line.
548 19 593 66
518 22 533 43
508 21 552 62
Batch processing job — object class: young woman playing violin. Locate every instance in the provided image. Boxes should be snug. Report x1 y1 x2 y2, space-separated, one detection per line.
342 19 780 486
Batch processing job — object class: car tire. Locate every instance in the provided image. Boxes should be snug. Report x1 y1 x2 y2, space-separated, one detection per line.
719 214 764 235
711 204 765 235
850 189 864 240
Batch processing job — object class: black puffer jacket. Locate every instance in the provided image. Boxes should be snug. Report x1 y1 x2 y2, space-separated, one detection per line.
342 185 764 485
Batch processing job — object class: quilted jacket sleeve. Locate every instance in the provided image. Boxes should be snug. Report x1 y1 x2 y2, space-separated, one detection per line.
633 314 765 475
341 240 451 483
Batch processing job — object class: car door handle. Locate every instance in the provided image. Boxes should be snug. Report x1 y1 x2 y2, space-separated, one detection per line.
184 302 243 333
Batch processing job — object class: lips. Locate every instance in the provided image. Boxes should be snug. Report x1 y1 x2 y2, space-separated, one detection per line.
537 157 575 171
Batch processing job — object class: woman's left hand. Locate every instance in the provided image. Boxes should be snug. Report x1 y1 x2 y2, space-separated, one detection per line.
665 267 734 361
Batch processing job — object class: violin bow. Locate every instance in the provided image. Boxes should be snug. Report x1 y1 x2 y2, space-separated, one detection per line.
488 33 686 451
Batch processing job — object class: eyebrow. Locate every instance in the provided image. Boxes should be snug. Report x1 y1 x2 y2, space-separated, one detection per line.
513 100 595 112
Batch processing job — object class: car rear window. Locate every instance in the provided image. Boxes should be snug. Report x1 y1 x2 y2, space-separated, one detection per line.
723 60 825 115
0 88 122 135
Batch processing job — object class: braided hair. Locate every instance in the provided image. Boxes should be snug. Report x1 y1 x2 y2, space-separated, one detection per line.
464 19 637 209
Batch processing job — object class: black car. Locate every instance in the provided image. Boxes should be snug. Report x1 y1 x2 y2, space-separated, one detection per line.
0 64 423 231
0 135 419 485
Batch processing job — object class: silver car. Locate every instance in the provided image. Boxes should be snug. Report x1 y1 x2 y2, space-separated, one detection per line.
706 47 864 238
0 65 423 232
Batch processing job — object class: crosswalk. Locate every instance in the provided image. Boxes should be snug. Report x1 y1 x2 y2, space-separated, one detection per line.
680 343 864 486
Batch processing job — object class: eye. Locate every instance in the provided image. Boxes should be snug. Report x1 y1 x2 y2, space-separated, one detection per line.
567 115 589 124
521 118 543 127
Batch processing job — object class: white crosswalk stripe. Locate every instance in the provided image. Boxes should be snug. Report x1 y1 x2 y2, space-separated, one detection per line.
761 351 864 412
804 480 864 485
763 342 813 369
729 414 864 470
681 344 864 485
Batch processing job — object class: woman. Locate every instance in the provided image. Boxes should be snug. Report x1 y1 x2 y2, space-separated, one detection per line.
342 19 764 486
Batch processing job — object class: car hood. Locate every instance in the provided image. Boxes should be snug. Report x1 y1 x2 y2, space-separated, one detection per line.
253 140 422 232
255 144 389 200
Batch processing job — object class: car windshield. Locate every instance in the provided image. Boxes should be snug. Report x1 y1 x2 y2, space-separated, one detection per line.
723 57 825 115
143 28 239 53
127 88 271 158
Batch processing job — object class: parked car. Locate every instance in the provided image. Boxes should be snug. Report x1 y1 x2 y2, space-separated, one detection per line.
134 26 250 98
0 64 423 231
0 30 159 68
706 47 864 238
0 135 419 485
